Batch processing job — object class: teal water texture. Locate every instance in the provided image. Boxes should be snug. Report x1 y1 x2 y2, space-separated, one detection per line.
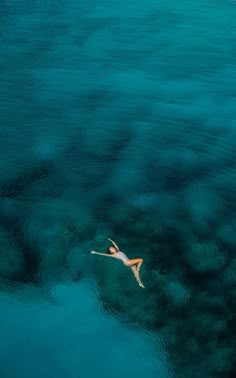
0 1 236 378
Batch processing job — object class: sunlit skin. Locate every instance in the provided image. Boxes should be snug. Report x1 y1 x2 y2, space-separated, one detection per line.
91 238 145 288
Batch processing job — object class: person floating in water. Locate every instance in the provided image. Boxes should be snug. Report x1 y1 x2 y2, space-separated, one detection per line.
91 238 145 288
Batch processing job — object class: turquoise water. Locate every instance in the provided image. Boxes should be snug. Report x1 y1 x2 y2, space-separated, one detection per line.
0 1 236 377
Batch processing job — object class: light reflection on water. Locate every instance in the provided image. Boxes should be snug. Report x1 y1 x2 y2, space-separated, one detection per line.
0 280 171 378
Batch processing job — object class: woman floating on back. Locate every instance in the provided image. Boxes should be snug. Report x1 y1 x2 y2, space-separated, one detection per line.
91 238 145 288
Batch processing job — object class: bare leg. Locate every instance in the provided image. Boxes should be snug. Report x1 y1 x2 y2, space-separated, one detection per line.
126 258 143 267
126 258 145 288
131 265 145 288
126 258 143 273
136 259 143 273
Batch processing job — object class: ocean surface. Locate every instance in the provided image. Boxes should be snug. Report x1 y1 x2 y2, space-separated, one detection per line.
0 1 236 377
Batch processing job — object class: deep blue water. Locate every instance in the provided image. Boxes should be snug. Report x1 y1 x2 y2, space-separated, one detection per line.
0 1 236 377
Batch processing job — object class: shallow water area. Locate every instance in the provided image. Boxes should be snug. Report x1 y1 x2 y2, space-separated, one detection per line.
0 281 170 378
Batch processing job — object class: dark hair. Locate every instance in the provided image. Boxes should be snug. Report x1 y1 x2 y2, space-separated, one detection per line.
107 246 117 253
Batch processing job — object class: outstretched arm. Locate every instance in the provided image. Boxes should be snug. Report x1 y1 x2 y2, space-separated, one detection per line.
108 238 119 251
91 251 114 257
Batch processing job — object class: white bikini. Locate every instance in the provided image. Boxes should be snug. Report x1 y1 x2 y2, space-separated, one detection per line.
114 251 129 264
